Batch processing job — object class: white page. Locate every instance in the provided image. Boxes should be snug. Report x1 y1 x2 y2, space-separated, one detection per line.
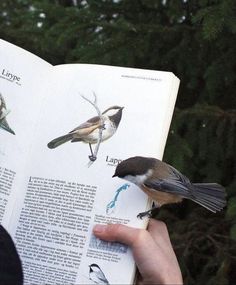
8 64 179 284
0 40 52 225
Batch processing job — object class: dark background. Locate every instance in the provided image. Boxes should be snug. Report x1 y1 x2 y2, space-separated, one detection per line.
1 0 235 284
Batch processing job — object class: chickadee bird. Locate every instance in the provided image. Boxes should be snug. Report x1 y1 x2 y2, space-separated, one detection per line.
113 156 227 218
0 93 15 135
47 106 123 161
89 263 109 284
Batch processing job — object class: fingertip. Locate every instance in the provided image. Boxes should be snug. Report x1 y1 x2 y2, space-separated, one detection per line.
93 224 119 241
93 223 138 245
93 224 107 235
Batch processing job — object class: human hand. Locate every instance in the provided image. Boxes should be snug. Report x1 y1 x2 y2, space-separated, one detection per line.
93 219 183 285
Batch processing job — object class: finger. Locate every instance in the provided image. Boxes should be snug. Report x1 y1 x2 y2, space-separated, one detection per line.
93 223 149 246
148 219 171 245
147 219 178 260
93 224 162 276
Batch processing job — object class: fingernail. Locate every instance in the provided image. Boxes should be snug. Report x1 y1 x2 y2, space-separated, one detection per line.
93 224 107 234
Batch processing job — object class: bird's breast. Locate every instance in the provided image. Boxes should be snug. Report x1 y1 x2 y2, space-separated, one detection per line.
141 184 183 206
83 117 117 144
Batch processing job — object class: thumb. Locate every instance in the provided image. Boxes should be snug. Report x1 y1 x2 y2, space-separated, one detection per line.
93 223 160 277
93 223 145 246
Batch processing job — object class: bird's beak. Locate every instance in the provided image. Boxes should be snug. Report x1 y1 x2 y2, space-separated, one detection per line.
112 174 117 178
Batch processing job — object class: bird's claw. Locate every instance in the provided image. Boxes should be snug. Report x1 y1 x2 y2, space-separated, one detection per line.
89 155 97 161
137 211 152 219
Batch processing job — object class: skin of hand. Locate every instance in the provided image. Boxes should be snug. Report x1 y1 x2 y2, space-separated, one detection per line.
93 219 183 285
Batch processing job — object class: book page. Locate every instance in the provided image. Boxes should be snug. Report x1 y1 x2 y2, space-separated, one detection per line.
8 64 179 284
0 40 51 225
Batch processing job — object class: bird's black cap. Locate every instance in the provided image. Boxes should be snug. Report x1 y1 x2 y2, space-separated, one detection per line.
112 156 156 178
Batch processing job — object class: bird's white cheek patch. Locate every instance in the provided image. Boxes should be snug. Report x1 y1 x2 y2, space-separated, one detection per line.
124 174 147 186
105 109 119 116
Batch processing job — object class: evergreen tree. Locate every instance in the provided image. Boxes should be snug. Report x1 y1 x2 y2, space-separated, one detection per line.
0 1 235 284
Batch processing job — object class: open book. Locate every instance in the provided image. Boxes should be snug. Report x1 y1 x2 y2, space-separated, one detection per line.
0 39 180 284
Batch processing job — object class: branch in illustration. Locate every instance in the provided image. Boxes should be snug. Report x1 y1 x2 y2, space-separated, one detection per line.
81 92 104 166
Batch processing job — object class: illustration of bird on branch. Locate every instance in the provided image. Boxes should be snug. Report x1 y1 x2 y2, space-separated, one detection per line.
0 93 15 135
47 92 123 166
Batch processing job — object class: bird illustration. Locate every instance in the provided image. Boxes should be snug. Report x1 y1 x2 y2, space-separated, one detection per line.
113 156 227 218
89 263 109 284
0 93 15 135
47 106 123 161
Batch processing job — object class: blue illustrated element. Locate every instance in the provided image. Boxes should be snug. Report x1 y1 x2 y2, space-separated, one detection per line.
106 183 130 215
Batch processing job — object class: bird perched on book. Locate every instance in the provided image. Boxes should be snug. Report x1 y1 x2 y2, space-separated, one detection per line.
0 93 15 135
47 106 123 161
113 156 227 219
89 264 109 284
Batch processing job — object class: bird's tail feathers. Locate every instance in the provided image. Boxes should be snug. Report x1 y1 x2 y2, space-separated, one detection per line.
71 138 82 143
47 134 73 149
190 183 226 213
0 119 15 135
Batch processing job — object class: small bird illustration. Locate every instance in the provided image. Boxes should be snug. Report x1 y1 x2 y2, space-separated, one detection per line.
113 156 227 218
89 263 109 284
0 93 15 135
47 106 123 160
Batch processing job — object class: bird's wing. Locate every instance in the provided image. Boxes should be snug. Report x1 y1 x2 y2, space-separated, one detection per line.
168 165 191 184
69 115 102 135
144 168 192 199
0 118 15 135
96 270 109 284
0 94 6 109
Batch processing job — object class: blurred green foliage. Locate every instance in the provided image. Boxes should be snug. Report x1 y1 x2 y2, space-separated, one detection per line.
0 0 235 284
